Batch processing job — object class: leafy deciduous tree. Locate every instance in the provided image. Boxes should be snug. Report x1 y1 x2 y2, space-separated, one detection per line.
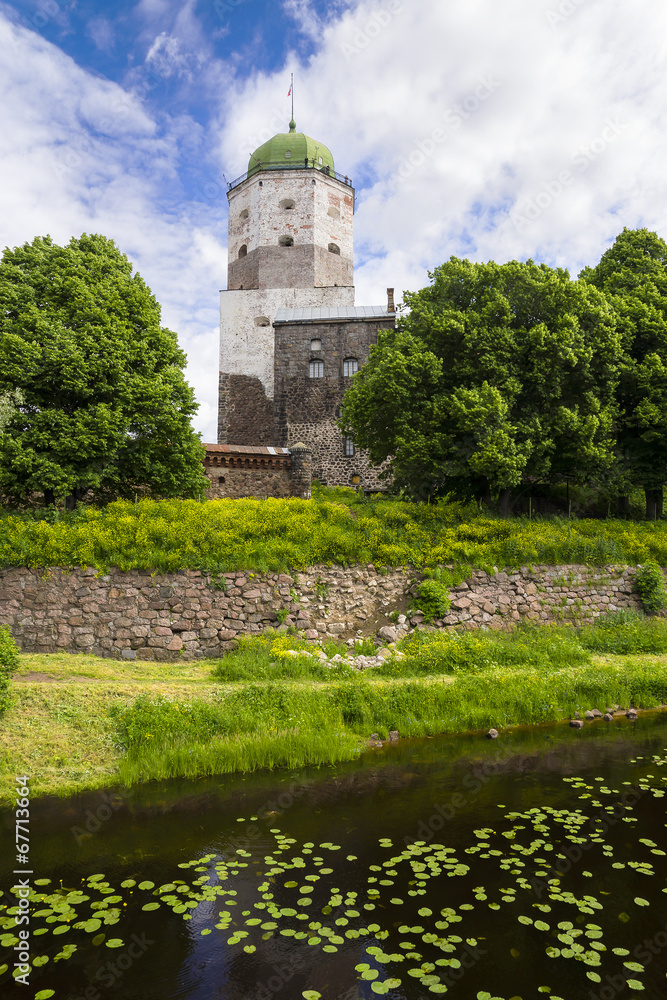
0 234 207 508
342 257 622 512
580 227 667 519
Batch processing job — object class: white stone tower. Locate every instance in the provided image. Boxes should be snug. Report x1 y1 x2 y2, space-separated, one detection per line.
218 120 356 444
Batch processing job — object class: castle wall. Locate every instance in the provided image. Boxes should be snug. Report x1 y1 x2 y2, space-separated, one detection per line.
203 444 310 500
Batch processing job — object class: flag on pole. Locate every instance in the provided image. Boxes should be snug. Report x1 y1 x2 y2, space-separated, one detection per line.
287 83 292 97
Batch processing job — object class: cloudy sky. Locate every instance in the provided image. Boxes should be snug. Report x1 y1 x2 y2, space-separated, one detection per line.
1 0 666 442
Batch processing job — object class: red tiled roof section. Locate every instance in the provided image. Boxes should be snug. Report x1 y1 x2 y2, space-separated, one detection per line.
203 444 291 456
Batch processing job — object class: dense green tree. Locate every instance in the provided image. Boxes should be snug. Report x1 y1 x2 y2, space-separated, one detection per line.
0 234 207 508
580 228 667 519
342 257 622 512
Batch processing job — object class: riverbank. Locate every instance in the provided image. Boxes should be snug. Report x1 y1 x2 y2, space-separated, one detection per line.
2 632 667 805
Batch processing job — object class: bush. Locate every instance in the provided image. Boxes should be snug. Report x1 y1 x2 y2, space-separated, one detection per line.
0 625 20 713
413 579 451 622
634 561 667 614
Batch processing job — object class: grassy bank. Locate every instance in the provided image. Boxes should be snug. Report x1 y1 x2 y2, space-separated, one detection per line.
2 616 667 806
3 493 667 574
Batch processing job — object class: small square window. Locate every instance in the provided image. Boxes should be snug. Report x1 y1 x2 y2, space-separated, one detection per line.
310 338 322 352
343 358 358 377
343 436 355 457
285 150 292 158
309 360 324 378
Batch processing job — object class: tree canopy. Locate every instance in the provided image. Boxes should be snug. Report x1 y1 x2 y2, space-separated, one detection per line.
580 227 667 518
0 233 207 508
342 257 623 512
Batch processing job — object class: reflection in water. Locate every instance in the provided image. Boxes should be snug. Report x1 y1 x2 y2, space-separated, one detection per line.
1 712 666 999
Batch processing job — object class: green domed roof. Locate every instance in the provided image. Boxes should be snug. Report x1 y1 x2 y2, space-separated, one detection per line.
247 121 335 178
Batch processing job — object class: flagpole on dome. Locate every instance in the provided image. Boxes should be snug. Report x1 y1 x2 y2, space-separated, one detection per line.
288 73 294 130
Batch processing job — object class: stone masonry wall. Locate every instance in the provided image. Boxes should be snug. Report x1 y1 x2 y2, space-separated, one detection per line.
0 563 648 662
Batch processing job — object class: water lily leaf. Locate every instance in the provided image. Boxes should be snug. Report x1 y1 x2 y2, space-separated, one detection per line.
92 934 105 946
138 881 155 891
634 898 649 907
142 902 160 912
105 939 124 949
35 992 56 999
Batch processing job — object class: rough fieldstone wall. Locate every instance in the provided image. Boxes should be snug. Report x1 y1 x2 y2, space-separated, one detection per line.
0 564 649 662
218 373 274 445
273 316 395 487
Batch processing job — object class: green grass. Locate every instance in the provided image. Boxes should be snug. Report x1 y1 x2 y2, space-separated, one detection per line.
2 618 667 805
3 492 667 574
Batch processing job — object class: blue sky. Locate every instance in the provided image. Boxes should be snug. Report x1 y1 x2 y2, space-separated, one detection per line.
1 0 666 441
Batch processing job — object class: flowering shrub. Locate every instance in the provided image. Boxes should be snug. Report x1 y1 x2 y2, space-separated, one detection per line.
2 497 667 574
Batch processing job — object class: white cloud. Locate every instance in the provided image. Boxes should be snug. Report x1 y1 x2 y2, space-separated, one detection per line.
0 13 224 441
215 0 667 305
4 0 667 445
87 16 115 54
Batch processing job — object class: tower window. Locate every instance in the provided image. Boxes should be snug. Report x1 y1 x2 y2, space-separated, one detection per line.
280 198 295 210
254 316 270 327
319 156 323 164
310 338 322 352
279 235 294 247
343 358 358 377
343 436 355 457
309 360 324 378
328 243 340 255
285 150 292 158
238 244 248 258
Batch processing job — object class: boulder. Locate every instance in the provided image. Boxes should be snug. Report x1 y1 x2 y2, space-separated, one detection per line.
487 729 499 739
377 625 398 643
626 708 638 720
569 719 584 729
603 713 614 722
387 730 400 741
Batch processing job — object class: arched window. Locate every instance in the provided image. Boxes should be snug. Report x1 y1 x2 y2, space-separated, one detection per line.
279 235 294 247
238 244 247 258
285 150 292 159
328 243 340 255
254 316 270 327
343 358 358 377
280 198 295 210
343 436 355 457
309 360 324 378
310 338 322 352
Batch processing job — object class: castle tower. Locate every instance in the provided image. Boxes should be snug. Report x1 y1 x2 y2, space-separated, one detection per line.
218 120 356 445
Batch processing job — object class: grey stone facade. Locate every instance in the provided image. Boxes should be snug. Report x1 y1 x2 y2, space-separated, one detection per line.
273 311 395 488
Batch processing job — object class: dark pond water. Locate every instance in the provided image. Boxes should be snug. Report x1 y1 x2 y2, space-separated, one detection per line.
1 714 667 1000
